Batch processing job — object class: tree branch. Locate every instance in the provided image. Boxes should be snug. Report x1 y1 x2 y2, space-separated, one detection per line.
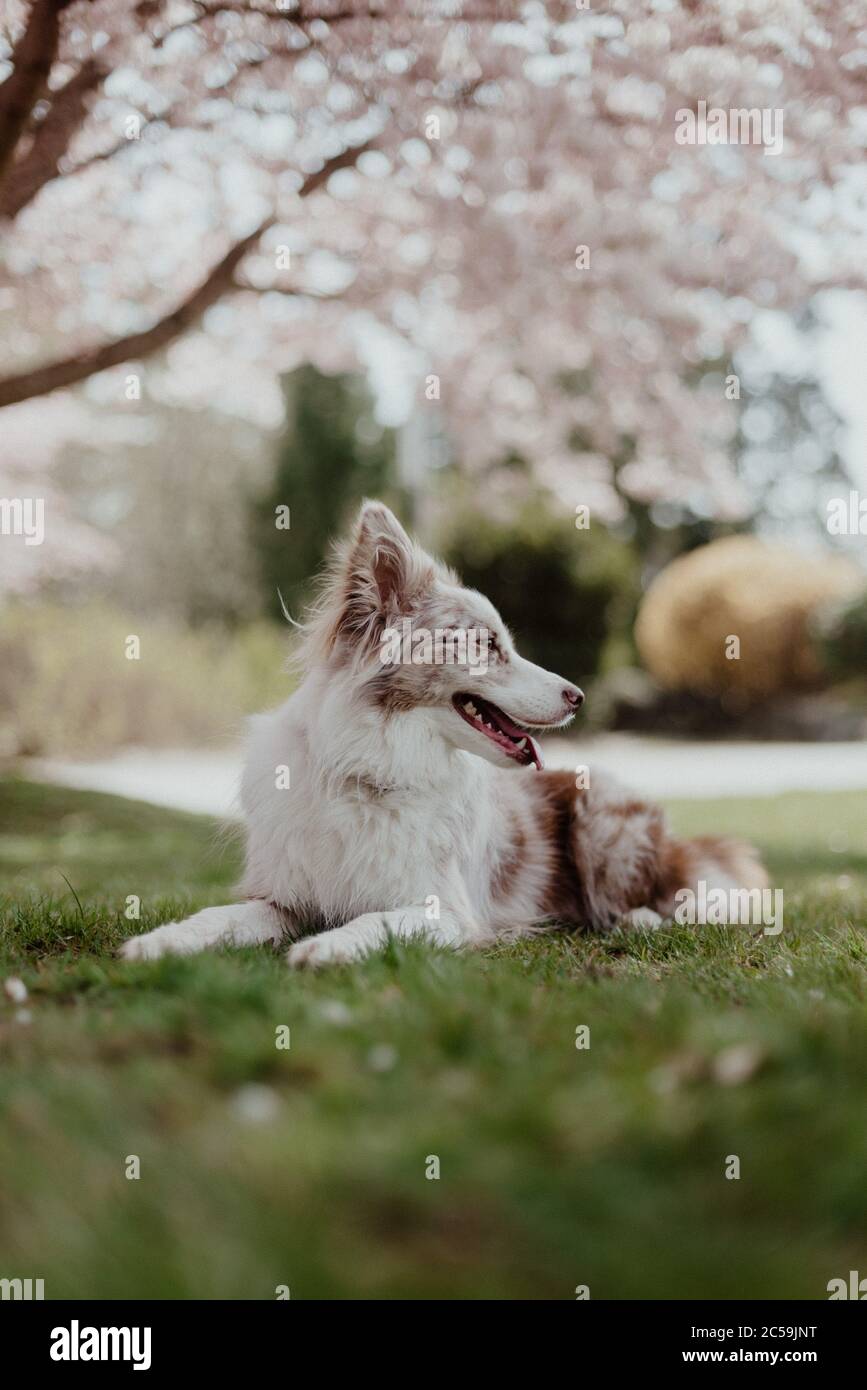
0 220 273 410
151 1 516 47
0 58 105 219
231 276 343 300
0 0 75 186
0 141 372 409
60 116 162 180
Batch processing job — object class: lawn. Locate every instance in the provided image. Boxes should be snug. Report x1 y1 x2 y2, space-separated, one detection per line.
1 775 867 1300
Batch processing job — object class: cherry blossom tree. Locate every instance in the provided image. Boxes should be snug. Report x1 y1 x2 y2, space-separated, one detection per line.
1 0 865 541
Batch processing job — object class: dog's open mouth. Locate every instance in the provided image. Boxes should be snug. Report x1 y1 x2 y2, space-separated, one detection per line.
452 693 544 769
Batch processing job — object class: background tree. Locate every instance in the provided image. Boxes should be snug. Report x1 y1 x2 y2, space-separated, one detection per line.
254 364 395 622
1 0 865 531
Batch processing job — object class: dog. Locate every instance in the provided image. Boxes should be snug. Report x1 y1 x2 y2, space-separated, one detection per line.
121 500 767 968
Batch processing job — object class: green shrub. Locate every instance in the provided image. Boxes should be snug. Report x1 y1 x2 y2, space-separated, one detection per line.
254 365 395 622
816 587 867 680
0 603 294 759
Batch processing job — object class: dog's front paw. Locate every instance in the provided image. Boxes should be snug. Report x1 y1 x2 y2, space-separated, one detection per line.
286 924 373 969
119 923 193 961
618 907 664 932
286 936 351 969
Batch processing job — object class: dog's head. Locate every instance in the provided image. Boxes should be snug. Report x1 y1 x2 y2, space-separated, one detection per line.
300 500 583 773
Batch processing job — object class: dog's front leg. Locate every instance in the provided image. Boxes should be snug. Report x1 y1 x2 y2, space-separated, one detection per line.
120 899 290 961
286 905 471 969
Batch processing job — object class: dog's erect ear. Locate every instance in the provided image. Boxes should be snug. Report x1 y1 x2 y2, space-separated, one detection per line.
348 500 427 612
301 500 436 664
324 500 433 653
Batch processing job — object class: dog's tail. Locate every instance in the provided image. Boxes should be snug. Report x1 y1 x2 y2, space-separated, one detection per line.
656 833 769 919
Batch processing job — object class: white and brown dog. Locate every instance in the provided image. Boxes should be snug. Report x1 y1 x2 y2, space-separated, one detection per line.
121 501 766 968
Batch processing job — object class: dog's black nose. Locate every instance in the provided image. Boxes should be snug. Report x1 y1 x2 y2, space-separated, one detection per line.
563 685 584 709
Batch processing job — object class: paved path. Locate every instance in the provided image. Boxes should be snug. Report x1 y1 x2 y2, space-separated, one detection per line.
28 735 867 818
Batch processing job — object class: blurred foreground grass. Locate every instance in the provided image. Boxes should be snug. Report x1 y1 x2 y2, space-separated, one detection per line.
1 777 866 1299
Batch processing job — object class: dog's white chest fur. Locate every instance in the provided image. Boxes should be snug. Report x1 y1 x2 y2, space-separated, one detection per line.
239 692 489 929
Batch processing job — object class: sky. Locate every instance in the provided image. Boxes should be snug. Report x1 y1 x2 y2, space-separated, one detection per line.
817 294 867 489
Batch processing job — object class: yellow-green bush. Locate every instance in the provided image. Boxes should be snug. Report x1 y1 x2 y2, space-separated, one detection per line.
0 603 295 759
635 537 862 701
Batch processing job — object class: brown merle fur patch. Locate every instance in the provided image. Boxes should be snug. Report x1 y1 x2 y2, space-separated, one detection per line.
490 810 529 902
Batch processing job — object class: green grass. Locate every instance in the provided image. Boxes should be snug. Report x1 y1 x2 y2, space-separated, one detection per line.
1 776 867 1300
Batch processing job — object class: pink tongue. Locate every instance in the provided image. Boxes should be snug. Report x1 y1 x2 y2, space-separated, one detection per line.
489 704 528 739
484 701 544 771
